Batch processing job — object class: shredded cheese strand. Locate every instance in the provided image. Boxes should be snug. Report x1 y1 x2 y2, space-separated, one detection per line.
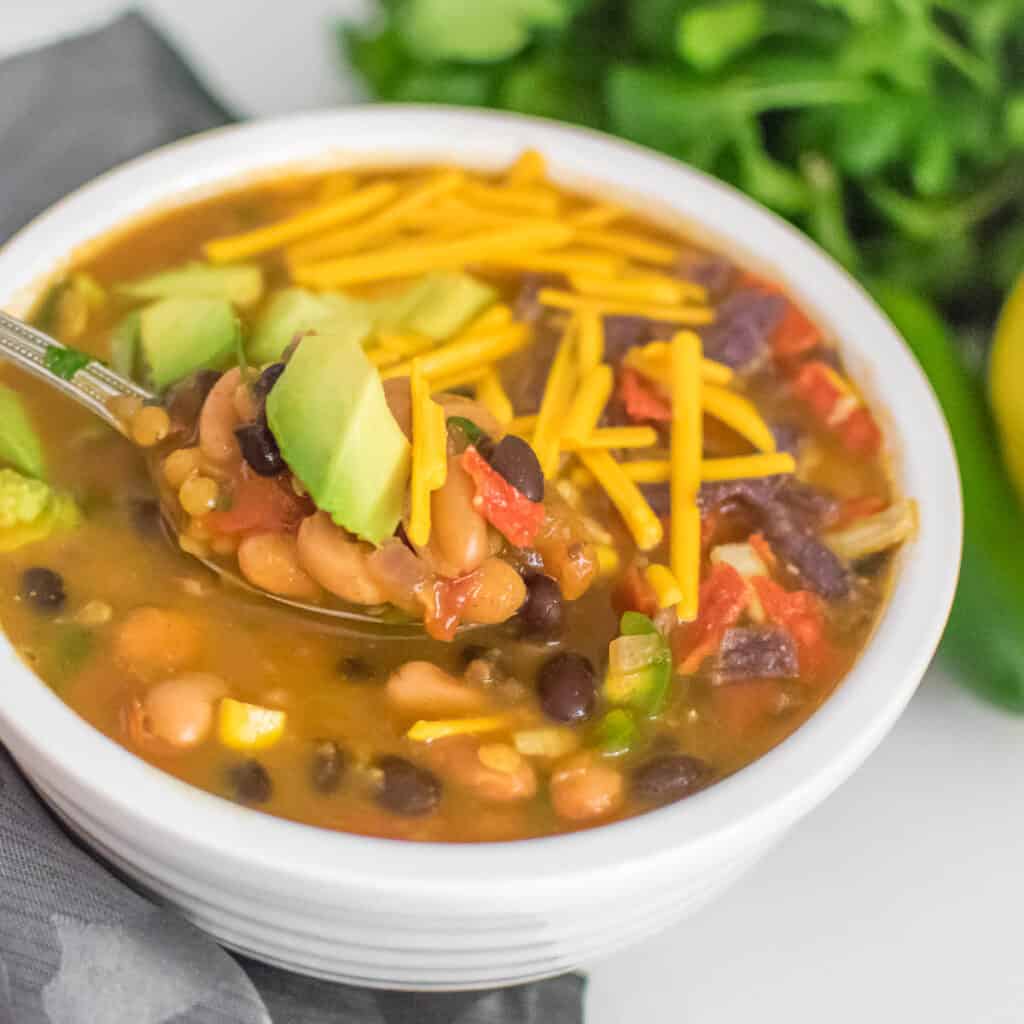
285 170 465 265
702 385 777 453
562 364 613 445
381 324 529 382
621 452 798 484
538 288 713 326
478 250 623 277
577 307 605 374
645 564 683 609
623 342 733 386
204 182 399 264
578 450 663 551
292 224 575 288
569 272 702 306
507 413 538 437
506 149 546 187
408 361 434 546
572 203 626 229
376 331 433 357
475 369 514 425
460 181 560 216
430 367 489 393
532 324 577 478
671 331 703 622
573 228 678 266
564 426 660 451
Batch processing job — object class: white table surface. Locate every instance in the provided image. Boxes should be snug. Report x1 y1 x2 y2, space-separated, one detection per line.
5 5 1024 1021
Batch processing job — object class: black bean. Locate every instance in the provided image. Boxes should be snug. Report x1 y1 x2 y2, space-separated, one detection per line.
227 759 272 803
519 572 563 637
130 498 162 538
337 655 376 682
310 740 346 794
20 568 66 612
537 652 595 723
235 423 285 477
487 435 544 503
632 754 710 805
375 756 441 816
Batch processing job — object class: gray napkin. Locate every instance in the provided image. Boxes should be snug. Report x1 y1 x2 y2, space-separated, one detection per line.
0 13 585 1023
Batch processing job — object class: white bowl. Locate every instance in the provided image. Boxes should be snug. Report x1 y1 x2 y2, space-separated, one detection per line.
0 107 960 990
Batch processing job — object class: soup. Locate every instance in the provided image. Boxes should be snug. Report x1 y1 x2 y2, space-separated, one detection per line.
0 151 915 841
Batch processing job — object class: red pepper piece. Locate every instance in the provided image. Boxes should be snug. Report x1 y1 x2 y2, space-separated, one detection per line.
618 367 672 423
461 446 545 548
751 576 831 679
791 361 882 457
205 469 311 535
772 303 821 358
672 562 749 674
792 361 844 421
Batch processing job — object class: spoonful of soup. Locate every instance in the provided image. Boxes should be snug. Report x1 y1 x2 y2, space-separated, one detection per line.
0 309 594 638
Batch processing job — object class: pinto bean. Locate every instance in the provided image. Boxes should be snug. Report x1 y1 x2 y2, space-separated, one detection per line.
419 456 489 578
296 511 388 605
386 661 488 717
549 753 624 822
533 494 598 601
114 606 203 675
126 673 227 752
427 736 537 803
460 558 527 625
198 368 243 465
237 532 321 601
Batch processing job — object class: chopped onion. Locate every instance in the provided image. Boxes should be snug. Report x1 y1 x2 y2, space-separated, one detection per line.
609 632 662 675
826 499 918 562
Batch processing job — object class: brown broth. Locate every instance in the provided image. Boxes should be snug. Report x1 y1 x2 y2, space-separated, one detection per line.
0 165 896 841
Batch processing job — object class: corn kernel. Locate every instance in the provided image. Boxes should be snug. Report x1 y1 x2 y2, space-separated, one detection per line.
130 405 171 447
179 476 220 517
217 697 287 751
163 447 201 488
478 743 522 774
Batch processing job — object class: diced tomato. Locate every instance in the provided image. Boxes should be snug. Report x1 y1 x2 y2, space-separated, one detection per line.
838 407 882 456
833 495 887 530
461 446 545 547
618 368 672 423
612 564 660 619
672 562 749 674
772 303 821 358
713 679 787 738
792 361 844 421
750 576 831 679
749 531 776 570
205 470 311 535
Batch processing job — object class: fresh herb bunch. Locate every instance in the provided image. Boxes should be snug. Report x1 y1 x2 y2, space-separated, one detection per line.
341 0 1024 329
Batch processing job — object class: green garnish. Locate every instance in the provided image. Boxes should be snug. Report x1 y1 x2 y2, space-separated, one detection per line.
447 416 486 445
44 345 92 381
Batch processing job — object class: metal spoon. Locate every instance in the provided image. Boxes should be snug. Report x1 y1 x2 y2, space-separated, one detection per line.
0 310 432 635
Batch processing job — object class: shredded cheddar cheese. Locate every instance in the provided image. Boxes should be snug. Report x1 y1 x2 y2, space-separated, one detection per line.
381 324 529 382
506 148 546 186
622 341 733 386
701 452 795 481
577 307 605 375
532 323 577 478
702 385 777 453
562 364 613 445
475 369 514 425
564 426 659 451
645 564 684 609
460 181 560 216
671 331 703 622
579 449 663 551
284 170 465 265
537 289 713 326
507 413 538 438
408 361 434 546
569 272 700 306
572 203 626 229
573 228 678 266
204 181 399 264
481 250 624 277
292 224 575 288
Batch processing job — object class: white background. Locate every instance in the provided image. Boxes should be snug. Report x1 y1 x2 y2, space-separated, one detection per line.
5 4 1024 1021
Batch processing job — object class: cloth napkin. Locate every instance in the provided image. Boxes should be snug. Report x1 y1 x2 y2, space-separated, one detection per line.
0 13 585 1023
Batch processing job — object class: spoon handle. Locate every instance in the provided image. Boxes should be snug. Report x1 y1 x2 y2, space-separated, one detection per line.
0 310 155 435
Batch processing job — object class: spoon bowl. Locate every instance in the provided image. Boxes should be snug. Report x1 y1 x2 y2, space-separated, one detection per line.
0 309 435 632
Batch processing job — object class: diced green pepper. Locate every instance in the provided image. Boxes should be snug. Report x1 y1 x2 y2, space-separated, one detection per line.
603 612 673 716
592 708 636 756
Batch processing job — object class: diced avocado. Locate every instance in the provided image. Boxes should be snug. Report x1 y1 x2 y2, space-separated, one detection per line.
402 272 496 339
0 386 46 479
603 612 672 716
247 288 371 364
139 297 237 392
266 327 411 545
110 311 142 380
120 261 263 308
592 709 637 755
0 469 80 552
